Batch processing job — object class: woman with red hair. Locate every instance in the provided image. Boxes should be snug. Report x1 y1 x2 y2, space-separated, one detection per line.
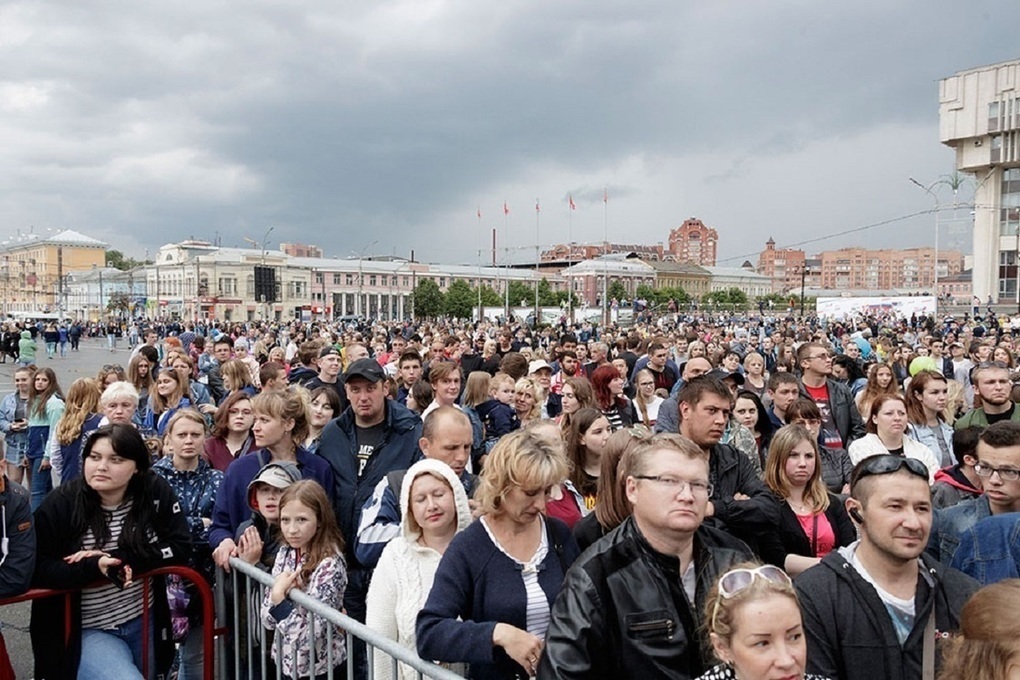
589 364 635 432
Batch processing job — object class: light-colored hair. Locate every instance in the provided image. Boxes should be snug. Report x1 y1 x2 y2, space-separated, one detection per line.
632 368 658 427
938 580 1020 680
100 381 140 407
150 367 189 414
622 432 708 480
278 480 345 584
475 429 569 516
251 389 310 448
764 424 830 513
514 377 542 422
462 371 491 409
56 378 103 446
593 428 651 531
220 358 253 391
703 561 800 647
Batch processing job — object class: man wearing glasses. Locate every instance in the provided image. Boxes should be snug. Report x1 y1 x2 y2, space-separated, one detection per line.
540 433 754 679
796 455 977 680
796 342 866 450
927 421 1020 565
954 361 1020 429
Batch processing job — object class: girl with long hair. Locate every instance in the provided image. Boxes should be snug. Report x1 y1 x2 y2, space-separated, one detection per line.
557 376 595 431
50 377 103 483
30 424 191 679
905 370 956 468
733 390 774 470
590 364 635 431
262 480 347 678
220 358 257 400
28 367 65 510
564 408 611 513
760 425 856 576
127 353 154 412
141 367 192 437
572 428 649 552
96 363 127 390
855 363 898 423
305 386 340 453
632 368 664 428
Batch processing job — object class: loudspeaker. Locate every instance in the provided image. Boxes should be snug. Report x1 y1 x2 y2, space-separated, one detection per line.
849 507 864 524
254 265 277 302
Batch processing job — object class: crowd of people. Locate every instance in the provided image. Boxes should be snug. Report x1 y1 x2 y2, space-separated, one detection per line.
0 308 1018 679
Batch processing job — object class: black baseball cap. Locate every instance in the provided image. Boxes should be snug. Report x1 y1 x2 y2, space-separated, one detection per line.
344 358 385 383
319 345 341 359
708 368 744 386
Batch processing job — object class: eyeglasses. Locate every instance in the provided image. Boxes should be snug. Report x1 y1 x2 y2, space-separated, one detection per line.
850 454 930 488
711 565 793 629
633 475 713 496
974 463 1020 482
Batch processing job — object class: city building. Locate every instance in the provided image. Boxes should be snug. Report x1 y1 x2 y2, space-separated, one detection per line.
281 243 323 258
641 260 712 298
559 255 657 307
757 237 807 291
703 265 773 299
64 267 147 320
540 242 664 265
940 58 1018 302
0 229 107 314
667 218 718 266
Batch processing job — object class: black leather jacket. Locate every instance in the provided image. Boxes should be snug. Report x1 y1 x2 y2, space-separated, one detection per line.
539 517 754 680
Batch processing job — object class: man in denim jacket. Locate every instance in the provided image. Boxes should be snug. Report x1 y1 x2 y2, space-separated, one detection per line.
950 513 1020 585
927 421 1020 564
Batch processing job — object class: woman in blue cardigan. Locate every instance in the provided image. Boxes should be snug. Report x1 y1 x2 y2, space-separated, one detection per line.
417 429 580 679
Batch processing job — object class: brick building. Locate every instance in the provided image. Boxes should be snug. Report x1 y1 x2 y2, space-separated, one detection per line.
667 218 718 266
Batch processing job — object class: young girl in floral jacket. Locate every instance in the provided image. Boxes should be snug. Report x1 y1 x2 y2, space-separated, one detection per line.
261 480 347 678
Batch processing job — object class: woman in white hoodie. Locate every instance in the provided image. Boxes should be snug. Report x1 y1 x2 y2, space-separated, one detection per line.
365 458 472 680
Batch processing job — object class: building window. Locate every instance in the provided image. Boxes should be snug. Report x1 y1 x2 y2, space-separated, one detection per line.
315 273 323 284
369 275 377 286
333 274 341 285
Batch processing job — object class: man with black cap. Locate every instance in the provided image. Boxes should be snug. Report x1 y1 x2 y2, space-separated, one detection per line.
317 358 423 679
303 345 348 413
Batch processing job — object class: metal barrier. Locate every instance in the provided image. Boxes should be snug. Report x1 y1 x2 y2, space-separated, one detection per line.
0 564 218 680
220 557 464 680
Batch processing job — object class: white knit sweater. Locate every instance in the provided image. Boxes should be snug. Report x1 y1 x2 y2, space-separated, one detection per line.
847 433 939 483
365 459 472 680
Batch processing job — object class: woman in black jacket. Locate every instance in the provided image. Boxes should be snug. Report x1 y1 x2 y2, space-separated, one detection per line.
760 424 856 576
30 424 191 680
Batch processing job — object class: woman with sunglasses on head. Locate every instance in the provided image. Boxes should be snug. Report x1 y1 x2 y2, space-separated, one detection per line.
786 399 853 495
760 425 856 576
30 424 192 680
97 363 127 391
848 393 939 483
697 563 829 680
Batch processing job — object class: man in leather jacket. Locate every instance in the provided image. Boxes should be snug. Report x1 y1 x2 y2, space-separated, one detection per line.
540 433 754 679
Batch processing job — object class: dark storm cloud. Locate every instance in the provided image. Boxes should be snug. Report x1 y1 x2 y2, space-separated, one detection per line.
2 0 1018 262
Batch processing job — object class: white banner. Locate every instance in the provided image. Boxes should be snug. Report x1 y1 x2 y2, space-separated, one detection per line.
815 296 936 320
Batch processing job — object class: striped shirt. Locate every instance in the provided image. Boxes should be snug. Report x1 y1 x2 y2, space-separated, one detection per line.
481 517 551 640
80 500 153 630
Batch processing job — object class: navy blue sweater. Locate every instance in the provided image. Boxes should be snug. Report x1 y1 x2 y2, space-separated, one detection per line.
416 517 579 680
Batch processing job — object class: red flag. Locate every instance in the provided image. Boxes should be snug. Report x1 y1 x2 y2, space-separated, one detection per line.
536 199 540 213
477 207 481 220
569 195 575 210
503 201 509 215
603 188 608 203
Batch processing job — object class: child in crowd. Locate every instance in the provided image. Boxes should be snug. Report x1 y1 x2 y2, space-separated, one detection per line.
475 372 520 451
262 481 348 679
236 461 302 570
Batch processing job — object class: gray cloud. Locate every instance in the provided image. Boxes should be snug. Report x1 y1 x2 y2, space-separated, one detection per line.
2 0 1017 264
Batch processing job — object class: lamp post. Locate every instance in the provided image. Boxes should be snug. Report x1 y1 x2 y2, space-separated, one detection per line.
799 265 807 317
908 178 943 309
355 240 378 318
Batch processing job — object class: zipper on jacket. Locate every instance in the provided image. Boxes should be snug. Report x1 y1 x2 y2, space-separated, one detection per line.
629 618 674 635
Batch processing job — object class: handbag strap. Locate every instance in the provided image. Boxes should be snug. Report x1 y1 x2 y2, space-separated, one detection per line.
810 513 819 556
922 604 936 680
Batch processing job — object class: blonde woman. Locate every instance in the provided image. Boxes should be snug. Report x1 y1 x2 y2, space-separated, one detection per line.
514 377 543 425
49 378 103 483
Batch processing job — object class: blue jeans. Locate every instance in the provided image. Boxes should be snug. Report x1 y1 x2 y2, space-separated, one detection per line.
176 623 205 680
78 614 153 679
29 457 52 511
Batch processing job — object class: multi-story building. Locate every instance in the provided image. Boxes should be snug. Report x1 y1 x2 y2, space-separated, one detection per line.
540 242 664 265
64 267 147 320
641 260 712 299
667 218 718 266
940 58 1019 302
559 255 657 307
281 243 323 258
0 229 107 314
818 247 963 291
757 238 807 291
703 266 773 299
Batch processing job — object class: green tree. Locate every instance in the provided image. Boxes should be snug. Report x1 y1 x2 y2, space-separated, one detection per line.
507 281 534 308
537 278 559 306
476 284 503 307
411 279 444 319
105 249 148 271
608 280 628 303
106 291 131 316
443 280 476 319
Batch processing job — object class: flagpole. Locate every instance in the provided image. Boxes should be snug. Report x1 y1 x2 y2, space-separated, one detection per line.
477 207 483 323
503 201 510 320
535 198 540 325
567 195 574 321
603 187 609 328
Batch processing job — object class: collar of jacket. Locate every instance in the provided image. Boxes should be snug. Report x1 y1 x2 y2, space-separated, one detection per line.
337 398 419 435
624 516 718 580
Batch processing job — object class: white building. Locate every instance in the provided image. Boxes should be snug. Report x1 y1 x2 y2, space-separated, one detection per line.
940 58 1020 303
559 255 657 306
64 267 147 320
703 266 773 298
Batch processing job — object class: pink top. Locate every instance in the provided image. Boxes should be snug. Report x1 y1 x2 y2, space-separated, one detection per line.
796 510 836 558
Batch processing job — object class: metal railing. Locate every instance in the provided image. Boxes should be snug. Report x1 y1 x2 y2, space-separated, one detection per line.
0 564 217 680
219 557 464 680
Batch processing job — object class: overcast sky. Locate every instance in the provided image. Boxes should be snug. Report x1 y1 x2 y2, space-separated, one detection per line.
2 1 1017 266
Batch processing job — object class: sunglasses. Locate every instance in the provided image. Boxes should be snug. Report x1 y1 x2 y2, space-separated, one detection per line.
711 565 793 628
851 454 930 489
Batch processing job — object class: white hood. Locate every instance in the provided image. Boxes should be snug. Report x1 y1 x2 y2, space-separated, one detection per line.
399 458 472 544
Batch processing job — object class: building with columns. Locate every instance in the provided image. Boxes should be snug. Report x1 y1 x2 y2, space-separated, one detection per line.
940 58 1019 302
